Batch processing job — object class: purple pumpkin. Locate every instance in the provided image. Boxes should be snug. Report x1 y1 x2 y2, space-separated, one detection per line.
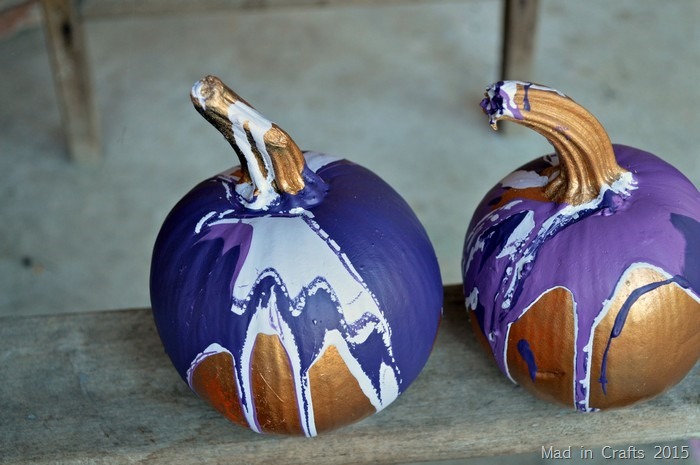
462 81 700 411
150 76 442 436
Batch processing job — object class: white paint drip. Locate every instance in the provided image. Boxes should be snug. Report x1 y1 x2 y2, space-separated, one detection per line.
486 81 567 124
496 211 535 260
237 282 306 434
499 259 700 411
469 160 645 411
502 322 515 383
190 204 399 436
187 343 232 385
186 343 257 423
221 181 234 201
304 151 340 172
466 287 479 311
378 362 400 406
500 170 549 189
501 174 638 311
191 80 208 111
500 286 573 384
208 214 388 330
227 100 279 210
462 200 523 276
577 261 700 411
309 330 398 412
195 211 217 234
571 295 583 409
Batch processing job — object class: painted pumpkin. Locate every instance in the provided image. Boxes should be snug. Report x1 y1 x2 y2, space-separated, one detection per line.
463 81 700 411
150 76 443 436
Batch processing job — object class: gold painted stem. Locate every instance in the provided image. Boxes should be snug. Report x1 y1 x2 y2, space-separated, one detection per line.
191 75 306 195
489 83 626 205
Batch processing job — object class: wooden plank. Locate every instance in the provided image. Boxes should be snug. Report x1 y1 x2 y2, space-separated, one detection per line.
80 0 464 17
40 0 100 162
500 0 540 80
1 285 697 465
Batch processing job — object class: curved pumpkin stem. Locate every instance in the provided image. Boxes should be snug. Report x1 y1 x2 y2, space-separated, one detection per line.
481 81 627 205
191 75 306 202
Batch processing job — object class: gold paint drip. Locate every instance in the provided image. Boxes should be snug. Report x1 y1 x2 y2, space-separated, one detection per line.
308 345 376 433
190 352 248 428
506 287 576 407
589 267 700 409
250 334 304 435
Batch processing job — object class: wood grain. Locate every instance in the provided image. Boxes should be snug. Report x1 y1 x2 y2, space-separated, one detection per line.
0 285 697 464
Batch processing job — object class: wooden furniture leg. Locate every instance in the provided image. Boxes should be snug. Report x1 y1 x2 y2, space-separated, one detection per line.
40 0 100 162
501 0 540 81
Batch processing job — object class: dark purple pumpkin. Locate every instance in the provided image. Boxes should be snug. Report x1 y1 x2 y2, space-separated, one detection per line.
150 76 442 436
462 81 700 411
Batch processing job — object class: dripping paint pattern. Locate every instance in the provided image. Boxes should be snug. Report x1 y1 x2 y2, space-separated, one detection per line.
188 208 398 437
151 152 443 436
464 81 700 411
463 144 700 411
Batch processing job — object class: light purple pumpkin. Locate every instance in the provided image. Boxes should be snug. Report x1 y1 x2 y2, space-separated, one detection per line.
462 81 700 411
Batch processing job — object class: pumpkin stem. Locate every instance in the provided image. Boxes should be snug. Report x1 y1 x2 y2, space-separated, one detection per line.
480 81 627 205
191 75 306 207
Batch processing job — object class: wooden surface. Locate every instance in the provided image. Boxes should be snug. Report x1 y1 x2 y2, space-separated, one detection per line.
40 0 100 162
1 285 697 465
80 0 466 17
500 0 540 80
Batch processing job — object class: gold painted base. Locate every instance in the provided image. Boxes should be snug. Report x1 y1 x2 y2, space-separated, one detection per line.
471 266 700 410
190 334 376 435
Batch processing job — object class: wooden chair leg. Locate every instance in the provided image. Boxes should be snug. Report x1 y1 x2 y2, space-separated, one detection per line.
500 0 540 81
40 0 100 162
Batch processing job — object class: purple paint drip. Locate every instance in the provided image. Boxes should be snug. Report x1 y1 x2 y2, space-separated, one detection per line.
599 275 691 394
198 222 253 295
522 83 532 112
517 339 538 382
480 81 526 124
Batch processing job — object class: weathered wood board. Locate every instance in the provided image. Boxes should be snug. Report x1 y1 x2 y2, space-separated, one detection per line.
1 285 697 464
500 0 540 81
40 0 101 162
80 0 467 17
